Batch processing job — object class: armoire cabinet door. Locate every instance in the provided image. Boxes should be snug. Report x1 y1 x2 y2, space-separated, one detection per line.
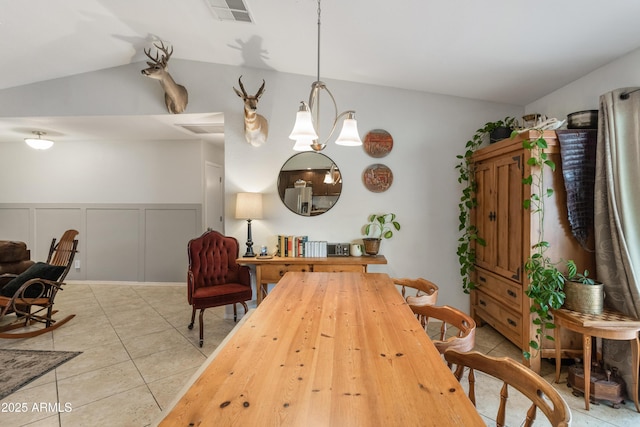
473 150 523 282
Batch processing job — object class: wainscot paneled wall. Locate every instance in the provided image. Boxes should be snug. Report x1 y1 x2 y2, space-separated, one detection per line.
0 203 202 282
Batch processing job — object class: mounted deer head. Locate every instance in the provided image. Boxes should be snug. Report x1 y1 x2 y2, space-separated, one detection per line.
141 41 188 114
233 76 268 147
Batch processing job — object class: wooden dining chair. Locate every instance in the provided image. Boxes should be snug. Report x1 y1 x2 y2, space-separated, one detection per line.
393 277 439 306
0 229 79 339
409 303 476 376
444 349 572 427
409 304 476 353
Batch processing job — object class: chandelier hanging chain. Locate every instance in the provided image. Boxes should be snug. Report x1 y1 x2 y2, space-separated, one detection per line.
316 0 321 83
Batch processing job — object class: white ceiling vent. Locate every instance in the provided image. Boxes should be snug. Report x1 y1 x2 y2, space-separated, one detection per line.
205 0 253 23
176 124 224 135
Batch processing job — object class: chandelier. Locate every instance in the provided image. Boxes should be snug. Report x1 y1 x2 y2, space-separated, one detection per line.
288 0 363 152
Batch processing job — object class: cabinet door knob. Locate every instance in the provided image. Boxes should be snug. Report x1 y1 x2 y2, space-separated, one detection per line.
479 299 487 307
507 290 517 298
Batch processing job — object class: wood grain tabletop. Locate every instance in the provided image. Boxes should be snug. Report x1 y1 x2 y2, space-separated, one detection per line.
159 272 483 426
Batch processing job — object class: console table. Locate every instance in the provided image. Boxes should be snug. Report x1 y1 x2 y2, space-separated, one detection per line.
553 308 640 412
237 255 387 305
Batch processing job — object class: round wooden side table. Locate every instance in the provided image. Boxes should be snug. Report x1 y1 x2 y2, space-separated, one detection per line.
553 308 640 412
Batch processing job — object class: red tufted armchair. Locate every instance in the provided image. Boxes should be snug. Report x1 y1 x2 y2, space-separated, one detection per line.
187 230 252 347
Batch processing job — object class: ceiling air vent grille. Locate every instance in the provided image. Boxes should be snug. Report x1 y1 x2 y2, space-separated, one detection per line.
205 0 253 23
177 124 224 135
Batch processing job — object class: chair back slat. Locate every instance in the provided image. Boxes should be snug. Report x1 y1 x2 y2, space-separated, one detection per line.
445 350 571 427
48 229 79 267
393 277 439 306
46 230 79 283
409 304 476 354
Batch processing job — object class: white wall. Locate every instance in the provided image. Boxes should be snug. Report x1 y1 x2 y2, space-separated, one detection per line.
0 59 522 309
526 47 640 118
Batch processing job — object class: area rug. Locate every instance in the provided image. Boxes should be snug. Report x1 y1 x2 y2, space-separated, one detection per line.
0 349 81 400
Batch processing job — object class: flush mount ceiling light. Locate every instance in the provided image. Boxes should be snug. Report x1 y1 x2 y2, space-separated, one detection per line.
25 131 54 150
289 0 362 152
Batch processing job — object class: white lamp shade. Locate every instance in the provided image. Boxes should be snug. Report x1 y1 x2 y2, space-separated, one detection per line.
235 192 263 220
289 109 319 141
293 138 314 151
25 137 54 150
335 117 362 146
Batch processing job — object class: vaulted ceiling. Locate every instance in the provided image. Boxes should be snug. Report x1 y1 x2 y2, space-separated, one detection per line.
1 0 639 143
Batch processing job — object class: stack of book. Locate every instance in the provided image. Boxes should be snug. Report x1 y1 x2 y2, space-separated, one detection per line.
277 235 327 257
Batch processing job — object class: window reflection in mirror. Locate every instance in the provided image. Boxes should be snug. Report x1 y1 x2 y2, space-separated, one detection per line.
277 152 342 216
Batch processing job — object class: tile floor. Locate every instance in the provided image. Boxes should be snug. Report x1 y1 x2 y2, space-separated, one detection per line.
0 281 639 426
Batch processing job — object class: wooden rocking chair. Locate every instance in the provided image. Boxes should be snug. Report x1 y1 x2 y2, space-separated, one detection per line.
0 229 79 339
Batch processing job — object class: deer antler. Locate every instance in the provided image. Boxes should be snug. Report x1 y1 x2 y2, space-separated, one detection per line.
237 75 248 97
144 41 173 67
255 79 266 99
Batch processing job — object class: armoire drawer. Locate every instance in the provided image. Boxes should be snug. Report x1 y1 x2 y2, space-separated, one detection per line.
474 268 522 313
260 264 312 282
474 290 523 347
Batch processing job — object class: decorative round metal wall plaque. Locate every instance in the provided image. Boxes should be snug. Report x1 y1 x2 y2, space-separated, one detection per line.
363 129 393 158
362 164 393 193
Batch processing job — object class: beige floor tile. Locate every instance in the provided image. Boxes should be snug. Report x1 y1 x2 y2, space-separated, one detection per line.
111 316 173 341
54 340 130 380
147 366 199 410
0 380 59 426
132 343 206 383
121 327 194 359
22 414 62 427
49 313 109 339
59 384 160 427
51 323 121 350
57 360 145 408
0 330 54 351
21 370 57 391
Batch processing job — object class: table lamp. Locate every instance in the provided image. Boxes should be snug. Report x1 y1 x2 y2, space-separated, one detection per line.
235 192 263 257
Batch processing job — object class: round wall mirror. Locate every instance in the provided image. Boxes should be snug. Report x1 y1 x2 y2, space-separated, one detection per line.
277 152 342 216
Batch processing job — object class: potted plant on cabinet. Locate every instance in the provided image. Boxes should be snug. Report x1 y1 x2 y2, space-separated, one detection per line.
362 213 400 255
488 116 518 143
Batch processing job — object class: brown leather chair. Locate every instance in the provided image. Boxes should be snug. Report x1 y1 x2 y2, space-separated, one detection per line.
187 230 252 347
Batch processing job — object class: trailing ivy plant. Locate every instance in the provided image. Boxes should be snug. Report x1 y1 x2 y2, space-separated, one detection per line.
521 131 566 360
455 118 516 294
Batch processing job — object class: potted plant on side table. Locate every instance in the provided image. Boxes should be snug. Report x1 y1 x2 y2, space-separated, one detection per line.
563 260 604 315
362 213 401 255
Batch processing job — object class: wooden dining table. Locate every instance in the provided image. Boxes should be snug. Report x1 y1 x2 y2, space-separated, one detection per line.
159 272 483 426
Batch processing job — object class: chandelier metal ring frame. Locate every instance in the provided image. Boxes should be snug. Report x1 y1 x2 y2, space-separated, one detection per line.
289 0 362 152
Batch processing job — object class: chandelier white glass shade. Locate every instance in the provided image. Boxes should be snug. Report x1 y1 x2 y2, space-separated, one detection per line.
289 0 362 152
25 131 54 150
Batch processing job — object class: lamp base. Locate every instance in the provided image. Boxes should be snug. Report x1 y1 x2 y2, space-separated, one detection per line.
243 219 256 257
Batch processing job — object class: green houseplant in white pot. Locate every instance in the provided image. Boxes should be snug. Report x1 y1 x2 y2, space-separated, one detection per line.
362 213 401 255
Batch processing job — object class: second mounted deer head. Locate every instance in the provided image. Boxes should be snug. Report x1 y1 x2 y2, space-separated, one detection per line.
233 76 268 147
141 41 188 114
